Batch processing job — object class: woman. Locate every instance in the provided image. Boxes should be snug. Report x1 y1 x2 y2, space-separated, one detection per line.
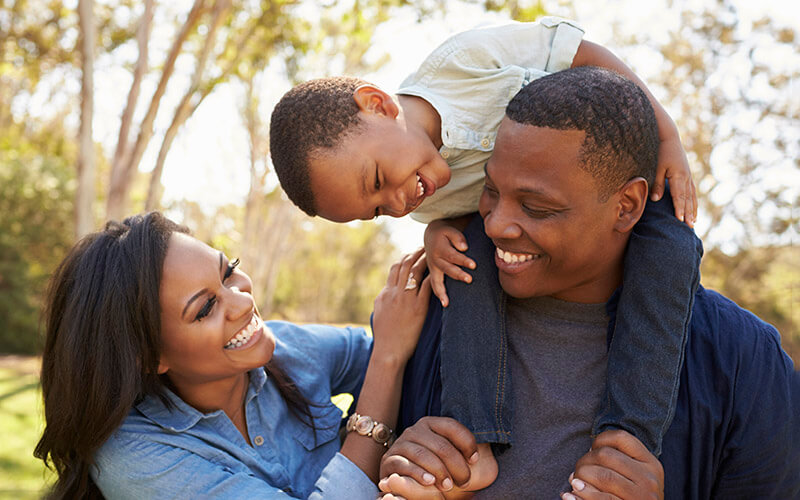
34 212 431 499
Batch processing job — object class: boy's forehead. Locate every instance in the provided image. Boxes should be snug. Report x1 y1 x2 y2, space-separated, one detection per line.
308 150 374 222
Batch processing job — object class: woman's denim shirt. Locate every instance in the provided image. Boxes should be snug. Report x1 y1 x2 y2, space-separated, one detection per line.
92 321 376 499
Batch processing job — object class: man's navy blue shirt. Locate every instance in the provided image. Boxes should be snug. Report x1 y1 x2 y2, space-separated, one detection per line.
398 286 800 499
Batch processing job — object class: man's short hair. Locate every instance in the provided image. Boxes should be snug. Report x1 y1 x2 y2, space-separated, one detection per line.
269 76 369 217
506 66 659 201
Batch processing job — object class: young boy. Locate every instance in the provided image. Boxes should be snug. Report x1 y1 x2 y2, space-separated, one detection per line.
270 16 702 491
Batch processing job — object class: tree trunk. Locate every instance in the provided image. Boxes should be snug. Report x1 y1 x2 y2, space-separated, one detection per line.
111 0 154 188
106 0 207 221
75 0 95 236
144 0 231 212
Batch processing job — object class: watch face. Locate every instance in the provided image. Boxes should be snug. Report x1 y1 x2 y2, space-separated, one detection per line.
355 415 374 435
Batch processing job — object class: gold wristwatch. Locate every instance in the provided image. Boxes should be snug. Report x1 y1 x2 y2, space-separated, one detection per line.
346 413 396 448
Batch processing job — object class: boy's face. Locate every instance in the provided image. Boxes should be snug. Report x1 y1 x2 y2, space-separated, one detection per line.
307 108 451 222
479 118 626 303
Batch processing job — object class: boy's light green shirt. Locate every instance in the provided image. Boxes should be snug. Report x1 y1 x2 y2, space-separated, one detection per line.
398 17 585 223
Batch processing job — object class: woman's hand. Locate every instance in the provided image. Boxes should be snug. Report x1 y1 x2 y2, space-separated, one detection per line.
372 248 432 364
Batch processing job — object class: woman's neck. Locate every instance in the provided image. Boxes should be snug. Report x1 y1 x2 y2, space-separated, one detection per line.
169 371 250 420
398 94 443 149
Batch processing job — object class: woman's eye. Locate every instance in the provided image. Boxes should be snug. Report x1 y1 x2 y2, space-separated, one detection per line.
195 296 216 322
223 258 240 281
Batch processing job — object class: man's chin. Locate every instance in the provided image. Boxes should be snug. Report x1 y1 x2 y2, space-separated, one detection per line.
498 275 545 299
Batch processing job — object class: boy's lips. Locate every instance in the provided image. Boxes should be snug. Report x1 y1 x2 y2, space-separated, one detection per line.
418 172 436 198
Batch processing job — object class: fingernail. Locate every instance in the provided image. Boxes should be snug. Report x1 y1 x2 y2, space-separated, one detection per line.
563 493 577 500
651 193 660 201
378 478 388 490
469 451 480 464
568 472 574 482
469 261 476 269
571 478 585 491
442 478 453 490
422 472 435 484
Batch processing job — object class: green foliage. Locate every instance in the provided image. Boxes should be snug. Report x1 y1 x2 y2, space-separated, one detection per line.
0 123 75 354
0 365 54 498
271 219 399 324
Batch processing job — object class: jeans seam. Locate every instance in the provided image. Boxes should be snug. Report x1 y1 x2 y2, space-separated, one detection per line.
495 290 508 435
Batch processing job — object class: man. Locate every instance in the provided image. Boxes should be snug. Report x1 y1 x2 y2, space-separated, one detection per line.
378 67 800 499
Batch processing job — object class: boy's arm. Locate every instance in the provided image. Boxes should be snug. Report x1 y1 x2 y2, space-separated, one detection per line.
571 40 696 226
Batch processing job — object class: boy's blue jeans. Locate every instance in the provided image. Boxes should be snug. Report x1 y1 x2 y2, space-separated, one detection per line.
440 187 702 456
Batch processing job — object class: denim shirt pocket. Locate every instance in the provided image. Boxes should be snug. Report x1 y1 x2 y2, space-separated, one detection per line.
292 401 344 451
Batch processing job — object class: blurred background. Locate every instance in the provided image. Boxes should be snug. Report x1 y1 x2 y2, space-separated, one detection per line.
0 0 798 496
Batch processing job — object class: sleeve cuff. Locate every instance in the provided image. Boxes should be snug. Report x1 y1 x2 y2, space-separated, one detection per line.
538 16 585 72
311 452 378 500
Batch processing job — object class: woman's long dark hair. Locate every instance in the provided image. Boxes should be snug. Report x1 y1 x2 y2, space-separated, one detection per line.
34 212 313 499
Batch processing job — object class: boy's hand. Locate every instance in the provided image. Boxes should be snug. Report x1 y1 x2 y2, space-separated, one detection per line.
561 430 664 500
424 220 476 307
652 134 697 228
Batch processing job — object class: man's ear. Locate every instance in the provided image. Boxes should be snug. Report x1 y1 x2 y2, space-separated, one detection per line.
613 177 648 233
352 84 399 119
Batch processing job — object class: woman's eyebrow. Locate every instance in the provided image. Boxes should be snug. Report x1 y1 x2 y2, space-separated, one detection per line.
180 252 225 320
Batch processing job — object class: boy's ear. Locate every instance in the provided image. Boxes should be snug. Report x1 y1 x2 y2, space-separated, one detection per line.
353 85 399 119
613 177 648 233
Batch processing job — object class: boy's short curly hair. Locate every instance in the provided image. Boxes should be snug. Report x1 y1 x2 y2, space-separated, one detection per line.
506 66 659 201
269 76 370 217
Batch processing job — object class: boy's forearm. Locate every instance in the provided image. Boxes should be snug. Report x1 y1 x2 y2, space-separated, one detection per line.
571 40 679 142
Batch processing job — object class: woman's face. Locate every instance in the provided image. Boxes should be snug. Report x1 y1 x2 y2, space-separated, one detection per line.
156 232 275 386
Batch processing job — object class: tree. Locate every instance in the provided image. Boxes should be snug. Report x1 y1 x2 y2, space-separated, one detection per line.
75 0 96 237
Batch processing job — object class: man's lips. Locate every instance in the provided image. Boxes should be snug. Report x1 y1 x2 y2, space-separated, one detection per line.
494 246 543 274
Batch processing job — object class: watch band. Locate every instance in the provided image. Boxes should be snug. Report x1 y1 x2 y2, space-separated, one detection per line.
346 413 396 448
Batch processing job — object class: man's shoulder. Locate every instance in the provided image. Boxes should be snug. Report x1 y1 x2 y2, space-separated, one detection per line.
689 286 784 354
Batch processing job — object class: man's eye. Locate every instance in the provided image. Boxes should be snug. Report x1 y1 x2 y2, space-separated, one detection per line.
523 207 554 218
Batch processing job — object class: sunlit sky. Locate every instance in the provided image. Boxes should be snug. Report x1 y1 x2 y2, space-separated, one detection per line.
50 0 800 253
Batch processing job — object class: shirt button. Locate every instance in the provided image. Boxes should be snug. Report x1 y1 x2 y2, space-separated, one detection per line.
481 138 490 148
441 150 450 159
253 435 264 446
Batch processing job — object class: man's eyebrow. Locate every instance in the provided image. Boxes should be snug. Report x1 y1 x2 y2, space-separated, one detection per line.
484 162 563 204
180 252 224 320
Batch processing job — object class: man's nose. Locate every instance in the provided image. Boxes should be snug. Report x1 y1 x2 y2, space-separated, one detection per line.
483 202 522 240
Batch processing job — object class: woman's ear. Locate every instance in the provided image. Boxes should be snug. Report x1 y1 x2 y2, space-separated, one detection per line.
352 85 399 119
156 358 169 375
614 177 649 233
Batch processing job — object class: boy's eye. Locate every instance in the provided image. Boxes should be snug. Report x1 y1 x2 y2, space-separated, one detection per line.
374 165 381 190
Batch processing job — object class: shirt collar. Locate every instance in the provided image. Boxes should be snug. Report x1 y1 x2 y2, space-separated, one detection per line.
136 367 268 432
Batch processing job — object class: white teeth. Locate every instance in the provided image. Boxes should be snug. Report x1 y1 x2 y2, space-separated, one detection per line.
496 247 538 264
416 174 425 198
224 315 260 349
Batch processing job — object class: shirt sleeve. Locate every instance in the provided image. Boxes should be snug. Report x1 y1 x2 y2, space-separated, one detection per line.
269 322 372 398
93 435 378 500
712 322 800 497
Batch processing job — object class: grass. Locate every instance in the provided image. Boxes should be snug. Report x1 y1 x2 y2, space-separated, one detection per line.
0 362 54 500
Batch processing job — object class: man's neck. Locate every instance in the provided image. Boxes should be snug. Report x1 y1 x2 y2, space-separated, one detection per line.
397 94 443 149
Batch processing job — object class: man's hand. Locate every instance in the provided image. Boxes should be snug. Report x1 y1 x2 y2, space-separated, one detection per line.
423 220 476 308
561 430 664 500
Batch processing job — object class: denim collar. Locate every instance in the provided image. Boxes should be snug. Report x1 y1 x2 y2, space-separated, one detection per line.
136 367 268 432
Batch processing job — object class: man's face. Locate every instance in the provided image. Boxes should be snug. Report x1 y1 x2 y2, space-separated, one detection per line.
478 118 625 303
307 111 451 222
